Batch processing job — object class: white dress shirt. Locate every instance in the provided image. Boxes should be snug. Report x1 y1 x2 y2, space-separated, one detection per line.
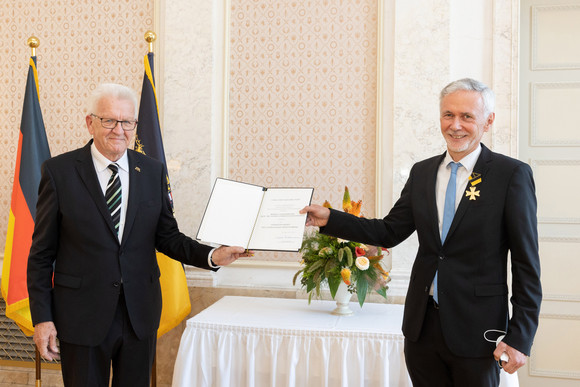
90 143 218 267
435 145 482 236
430 144 482 295
90 143 129 241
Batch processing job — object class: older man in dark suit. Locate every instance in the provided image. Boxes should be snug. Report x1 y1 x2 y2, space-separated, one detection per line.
27 83 249 386
301 78 541 387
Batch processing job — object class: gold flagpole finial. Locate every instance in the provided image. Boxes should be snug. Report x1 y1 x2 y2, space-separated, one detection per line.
27 36 40 57
144 30 156 53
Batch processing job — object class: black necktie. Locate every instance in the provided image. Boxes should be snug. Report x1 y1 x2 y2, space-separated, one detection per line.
106 163 122 235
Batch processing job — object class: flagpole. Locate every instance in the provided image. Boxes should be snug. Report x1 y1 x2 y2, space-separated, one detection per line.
35 348 41 387
30 35 42 387
145 30 156 53
144 30 158 387
28 36 39 57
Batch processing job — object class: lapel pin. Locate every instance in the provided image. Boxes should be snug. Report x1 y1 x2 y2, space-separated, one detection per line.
469 172 482 186
465 186 480 201
135 166 141 172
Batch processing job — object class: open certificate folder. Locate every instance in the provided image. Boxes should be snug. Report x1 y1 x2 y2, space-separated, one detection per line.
196 178 314 251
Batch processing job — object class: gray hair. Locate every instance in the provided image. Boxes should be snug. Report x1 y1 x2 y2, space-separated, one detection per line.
440 78 495 118
86 83 139 119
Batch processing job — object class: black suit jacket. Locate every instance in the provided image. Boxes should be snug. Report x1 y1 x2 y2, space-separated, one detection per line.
323 144 541 357
27 141 214 346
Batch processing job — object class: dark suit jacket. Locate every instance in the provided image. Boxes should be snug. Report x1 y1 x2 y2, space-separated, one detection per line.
323 144 541 357
27 141 214 346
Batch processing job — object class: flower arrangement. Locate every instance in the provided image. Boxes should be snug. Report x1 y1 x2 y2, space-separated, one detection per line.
293 187 390 307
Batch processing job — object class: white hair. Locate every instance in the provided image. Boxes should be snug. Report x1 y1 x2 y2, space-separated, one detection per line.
440 78 495 118
86 83 139 119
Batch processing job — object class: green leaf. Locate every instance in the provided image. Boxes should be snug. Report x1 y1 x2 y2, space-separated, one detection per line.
356 277 368 307
338 248 344 262
328 275 341 298
376 286 388 299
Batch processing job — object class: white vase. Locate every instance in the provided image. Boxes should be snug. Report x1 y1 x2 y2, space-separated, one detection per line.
331 281 354 316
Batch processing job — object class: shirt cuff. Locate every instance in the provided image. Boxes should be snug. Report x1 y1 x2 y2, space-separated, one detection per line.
208 248 220 268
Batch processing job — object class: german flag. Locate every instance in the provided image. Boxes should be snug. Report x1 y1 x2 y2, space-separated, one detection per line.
1 56 51 336
135 52 191 337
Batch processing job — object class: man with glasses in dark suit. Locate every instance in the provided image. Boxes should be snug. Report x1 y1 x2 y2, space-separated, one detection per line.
27 83 250 386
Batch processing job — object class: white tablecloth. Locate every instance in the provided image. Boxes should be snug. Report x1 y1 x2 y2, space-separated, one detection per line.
172 296 518 387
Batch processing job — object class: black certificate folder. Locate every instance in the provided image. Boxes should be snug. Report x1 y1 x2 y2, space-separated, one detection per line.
196 178 314 252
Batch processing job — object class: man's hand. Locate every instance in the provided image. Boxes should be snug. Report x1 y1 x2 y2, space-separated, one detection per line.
33 321 60 361
211 246 253 266
494 341 526 374
300 204 331 227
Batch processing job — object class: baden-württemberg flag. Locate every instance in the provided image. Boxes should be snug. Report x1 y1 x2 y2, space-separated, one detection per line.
135 52 191 337
1 56 51 336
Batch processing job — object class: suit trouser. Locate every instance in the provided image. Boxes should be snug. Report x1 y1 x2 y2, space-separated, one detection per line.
59 290 157 387
404 297 500 387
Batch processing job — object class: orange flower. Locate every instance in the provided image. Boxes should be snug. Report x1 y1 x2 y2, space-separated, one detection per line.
342 186 352 213
355 246 366 257
340 268 351 285
350 200 362 217
374 263 389 278
323 200 332 209
342 187 363 216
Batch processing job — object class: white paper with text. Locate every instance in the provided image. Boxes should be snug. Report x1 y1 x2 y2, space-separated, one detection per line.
248 187 313 251
196 178 313 251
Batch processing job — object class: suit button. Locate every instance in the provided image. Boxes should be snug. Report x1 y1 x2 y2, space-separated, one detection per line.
439 256 444 260
424 286 429 293
113 282 120 288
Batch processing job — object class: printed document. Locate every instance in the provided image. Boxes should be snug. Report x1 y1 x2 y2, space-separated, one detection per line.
196 178 313 251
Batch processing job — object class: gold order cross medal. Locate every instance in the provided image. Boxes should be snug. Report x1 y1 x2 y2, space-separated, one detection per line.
466 173 481 201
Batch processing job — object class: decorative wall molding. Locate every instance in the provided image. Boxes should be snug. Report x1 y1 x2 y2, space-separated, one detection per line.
530 159 580 224
542 294 580 303
539 236 580 302
491 0 520 157
532 5 580 70
530 82 580 146
529 313 580 380
539 236 580 244
185 260 410 302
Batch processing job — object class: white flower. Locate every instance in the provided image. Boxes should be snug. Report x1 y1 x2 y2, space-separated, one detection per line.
355 256 370 271
319 246 334 256
337 238 349 244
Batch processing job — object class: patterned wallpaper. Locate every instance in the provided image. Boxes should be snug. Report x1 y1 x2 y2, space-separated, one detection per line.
0 1 153 248
0 0 379 264
228 0 378 261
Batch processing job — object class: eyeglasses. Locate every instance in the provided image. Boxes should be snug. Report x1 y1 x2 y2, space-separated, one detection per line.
90 114 138 131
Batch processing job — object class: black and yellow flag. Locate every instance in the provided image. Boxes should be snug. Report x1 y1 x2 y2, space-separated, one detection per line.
135 52 191 337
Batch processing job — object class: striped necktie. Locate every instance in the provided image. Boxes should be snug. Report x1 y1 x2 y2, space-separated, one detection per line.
434 161 461 303
106 163 122 236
